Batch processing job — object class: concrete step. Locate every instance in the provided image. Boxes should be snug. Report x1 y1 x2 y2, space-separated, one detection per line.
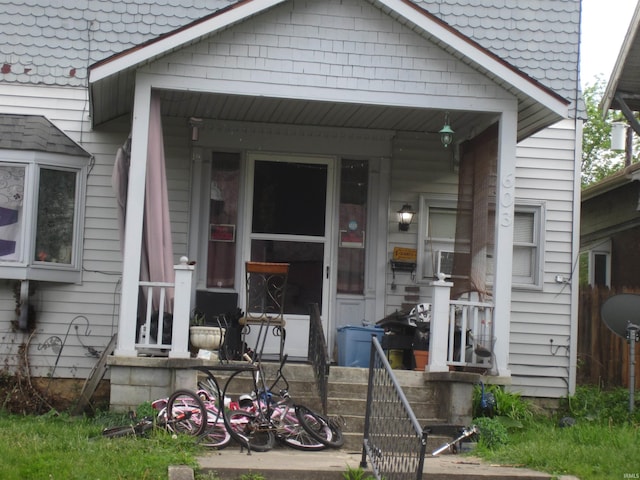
198 361 450 454
194 448 555 480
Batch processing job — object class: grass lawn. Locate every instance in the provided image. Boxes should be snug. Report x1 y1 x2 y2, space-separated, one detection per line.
0 411 203 480
1 385 638 479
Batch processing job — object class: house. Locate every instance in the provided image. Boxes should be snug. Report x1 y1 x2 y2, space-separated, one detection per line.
0 0 581 409
582 0 640 290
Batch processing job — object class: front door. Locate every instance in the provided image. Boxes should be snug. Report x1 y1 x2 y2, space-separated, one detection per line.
244 153 334 358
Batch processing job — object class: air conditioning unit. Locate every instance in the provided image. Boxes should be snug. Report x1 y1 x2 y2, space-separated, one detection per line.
436 250 454 278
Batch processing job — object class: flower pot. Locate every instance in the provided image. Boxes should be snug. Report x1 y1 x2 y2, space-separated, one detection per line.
414 350 429 371
189 326 226 350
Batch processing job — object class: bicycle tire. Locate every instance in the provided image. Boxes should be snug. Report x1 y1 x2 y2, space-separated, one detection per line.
224 410 275 452
101 425 137 438
166 389 208 437
199 421 232 449
295 404 344 448
273 407 326 451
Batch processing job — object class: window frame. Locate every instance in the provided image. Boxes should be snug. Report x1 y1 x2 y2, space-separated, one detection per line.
417 195 545 289
508 201 545 290
0 149 88 283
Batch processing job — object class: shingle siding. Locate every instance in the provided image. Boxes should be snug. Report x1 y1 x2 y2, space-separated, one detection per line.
145 0 511 102
1 0 580 109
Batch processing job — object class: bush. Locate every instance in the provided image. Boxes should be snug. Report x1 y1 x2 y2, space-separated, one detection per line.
472 383 534 423
473 416 508 450
559 385 640 424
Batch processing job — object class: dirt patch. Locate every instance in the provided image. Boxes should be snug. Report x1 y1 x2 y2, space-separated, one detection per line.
0 373 110 415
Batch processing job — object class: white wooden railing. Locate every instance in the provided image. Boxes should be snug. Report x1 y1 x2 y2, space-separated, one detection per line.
427 275 495 373
135 257 194 358
447 298 494 368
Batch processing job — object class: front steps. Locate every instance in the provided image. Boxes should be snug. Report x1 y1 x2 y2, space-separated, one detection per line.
203 362 476 453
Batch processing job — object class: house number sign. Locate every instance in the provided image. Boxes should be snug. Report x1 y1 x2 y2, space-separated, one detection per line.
500 173 514 227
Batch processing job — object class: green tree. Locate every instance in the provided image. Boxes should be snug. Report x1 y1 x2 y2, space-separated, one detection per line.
581 76 628 187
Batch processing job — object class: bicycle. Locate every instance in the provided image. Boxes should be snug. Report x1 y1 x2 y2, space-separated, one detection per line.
101 392 206 439
217 354 341 453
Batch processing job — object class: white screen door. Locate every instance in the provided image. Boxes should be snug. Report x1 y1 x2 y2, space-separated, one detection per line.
244 153 333 358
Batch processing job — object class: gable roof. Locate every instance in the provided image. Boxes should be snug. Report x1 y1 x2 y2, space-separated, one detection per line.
86 0 568 137
601 0 640 113
1 0 579 102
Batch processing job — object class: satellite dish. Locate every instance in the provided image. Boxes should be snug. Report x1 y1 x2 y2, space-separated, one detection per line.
601 294 640 338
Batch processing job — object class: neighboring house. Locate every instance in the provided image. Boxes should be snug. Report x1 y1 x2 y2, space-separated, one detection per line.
0 0 581 405
582 0 640 290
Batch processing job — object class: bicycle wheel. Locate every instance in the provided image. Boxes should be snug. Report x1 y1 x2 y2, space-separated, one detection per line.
295 404 344 448
273 407 326 451
224 410 275 452
101 425 137 438
199 420 232 449
166 389 208 437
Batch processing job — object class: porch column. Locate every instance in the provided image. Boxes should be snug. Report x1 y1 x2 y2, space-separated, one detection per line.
114 77 152 356
492 110 517 377
169 257 195 358
426 274 453 373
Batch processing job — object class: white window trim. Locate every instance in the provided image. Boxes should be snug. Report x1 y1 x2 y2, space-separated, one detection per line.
509 200 545 290
0 149 88 283
583 239 611 288
417 195 545 290
416 194 458 283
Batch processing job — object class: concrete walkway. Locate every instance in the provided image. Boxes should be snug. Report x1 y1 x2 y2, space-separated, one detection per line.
168 446 580 480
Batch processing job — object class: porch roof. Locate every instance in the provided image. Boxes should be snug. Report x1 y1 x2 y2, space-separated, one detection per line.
601 0 640 114
88 0 569 141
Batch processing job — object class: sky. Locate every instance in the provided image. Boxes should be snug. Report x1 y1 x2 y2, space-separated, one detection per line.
580 0 638 87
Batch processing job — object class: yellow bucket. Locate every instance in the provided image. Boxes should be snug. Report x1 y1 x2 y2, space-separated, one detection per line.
388 349 403 369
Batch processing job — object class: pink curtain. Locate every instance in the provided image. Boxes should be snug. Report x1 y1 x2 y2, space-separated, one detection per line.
112 93 175 314
141 93 175 313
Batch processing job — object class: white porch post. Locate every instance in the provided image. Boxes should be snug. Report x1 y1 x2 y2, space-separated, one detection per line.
426 274 453 372
170 257 194 358
492 109 518 377
114 77 152 356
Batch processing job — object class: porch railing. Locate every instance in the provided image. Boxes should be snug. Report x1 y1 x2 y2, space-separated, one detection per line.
361 335 428 480
447 298 495 369
134 257 194 358
427 277 495 372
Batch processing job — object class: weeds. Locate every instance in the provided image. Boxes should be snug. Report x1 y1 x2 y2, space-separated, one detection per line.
471 385 640 480
342 465 376 480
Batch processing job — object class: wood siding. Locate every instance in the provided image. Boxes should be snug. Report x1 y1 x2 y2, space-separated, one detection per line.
578 285 640 389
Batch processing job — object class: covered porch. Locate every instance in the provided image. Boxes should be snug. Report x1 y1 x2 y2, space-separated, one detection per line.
86 0 569 404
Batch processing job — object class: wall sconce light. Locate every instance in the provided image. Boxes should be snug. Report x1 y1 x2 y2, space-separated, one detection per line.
439 112 454 148
397 204 415 231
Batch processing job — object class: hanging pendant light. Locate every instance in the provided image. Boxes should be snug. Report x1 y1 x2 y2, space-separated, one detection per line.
439 112 454 148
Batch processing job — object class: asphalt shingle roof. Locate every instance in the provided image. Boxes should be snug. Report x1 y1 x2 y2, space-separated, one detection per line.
0 114 91 156
0 0 580 110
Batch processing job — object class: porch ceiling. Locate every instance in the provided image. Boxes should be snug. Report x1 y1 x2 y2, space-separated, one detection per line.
91 80 497 140
156 89 490 137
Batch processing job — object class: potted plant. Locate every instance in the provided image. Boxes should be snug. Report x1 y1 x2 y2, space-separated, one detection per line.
189 310 226 352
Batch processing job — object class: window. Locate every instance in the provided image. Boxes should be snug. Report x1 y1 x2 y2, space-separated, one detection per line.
417 197 464 281
418 196 544 288
206 152 240 289
579 240 611 287
337 159 368 294
487 202 544 288
0 156 88 283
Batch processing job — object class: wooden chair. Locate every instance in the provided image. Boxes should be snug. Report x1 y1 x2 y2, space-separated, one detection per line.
239 261 289 361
